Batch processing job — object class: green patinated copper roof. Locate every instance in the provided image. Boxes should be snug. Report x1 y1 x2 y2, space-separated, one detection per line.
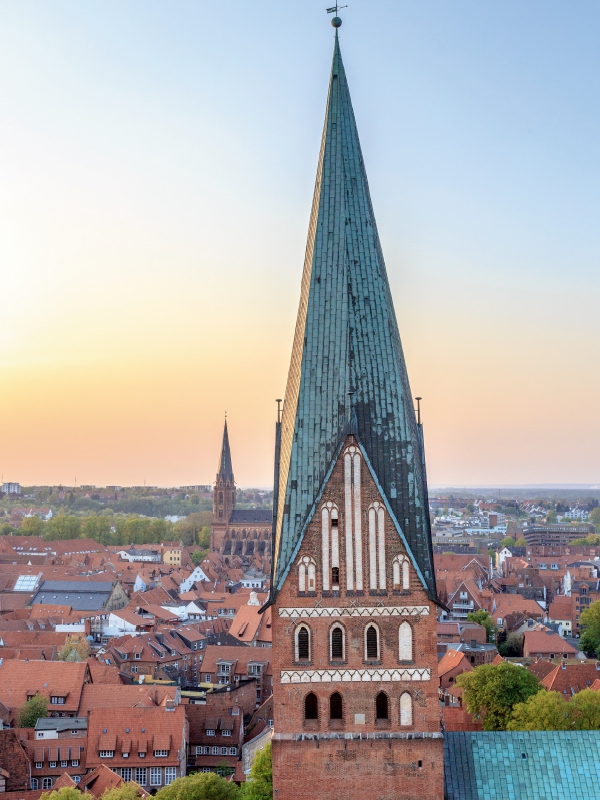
272 33 436 598
216 420 234 482
444 731 600 799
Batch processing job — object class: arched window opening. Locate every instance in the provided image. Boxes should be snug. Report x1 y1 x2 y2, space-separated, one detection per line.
330 626 344 661
218 492 223 504
365 625 379 660
305 692 318 720
329 692 343 719
331 566 340 587
375 692 388 720
296 626 310 661
400 692 413 726
393 555 410 592
399 621 413 662
299 557 317 594
299 563 306 593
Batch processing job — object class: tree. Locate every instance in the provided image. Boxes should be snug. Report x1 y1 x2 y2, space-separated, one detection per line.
570 688 600 729
41 788 82 800
499 537 516 549
154 772 239 800
21 516 45 535
466 610 496 643
198 526 211 549
498 632 523 658
546 510 558 524
456 662 541 730
44 514 82 540
590 507 600 528
59 633 90 662
101 783 147 800
508 690 572 731
191 549 208 566
578 600 600 656
18 693 48 727
515 537 527 547
241 741 272 800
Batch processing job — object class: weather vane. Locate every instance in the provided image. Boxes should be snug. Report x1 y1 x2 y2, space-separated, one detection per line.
326 3 347 27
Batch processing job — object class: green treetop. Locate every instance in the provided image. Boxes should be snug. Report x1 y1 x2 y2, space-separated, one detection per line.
154 772 240 800
466 610 496 643
456 662 542 730
579 600 600 657
241 742 272 800
18 693 48 728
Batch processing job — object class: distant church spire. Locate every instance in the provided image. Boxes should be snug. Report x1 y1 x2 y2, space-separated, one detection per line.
271 32 437 599
216 418 234 483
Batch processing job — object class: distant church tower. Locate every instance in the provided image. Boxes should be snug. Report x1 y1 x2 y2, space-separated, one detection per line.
267 20 443 800
211 420 273 566
211 419 236 551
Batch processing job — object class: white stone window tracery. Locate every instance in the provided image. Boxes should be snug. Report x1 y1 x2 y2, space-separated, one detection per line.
321 502 340 591
368 501 386 590
393 555 410 592
299 556 317 593
400 692 413 726
398 621 413 662
343 446 363 591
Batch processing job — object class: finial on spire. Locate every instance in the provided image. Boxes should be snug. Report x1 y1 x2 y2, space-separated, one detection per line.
415 397 422 426
326 3 346 27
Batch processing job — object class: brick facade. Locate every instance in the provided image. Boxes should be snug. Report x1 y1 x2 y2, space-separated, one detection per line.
271 436 443 799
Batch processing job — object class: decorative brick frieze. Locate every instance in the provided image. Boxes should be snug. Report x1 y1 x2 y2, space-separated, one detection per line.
281 667 431 683
278 605 430 619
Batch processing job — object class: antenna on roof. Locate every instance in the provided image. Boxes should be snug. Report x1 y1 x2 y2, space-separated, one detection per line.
276 399 282 424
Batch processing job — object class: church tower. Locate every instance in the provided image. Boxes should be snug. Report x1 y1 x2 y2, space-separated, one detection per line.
211 419 236 551
268 19 443 800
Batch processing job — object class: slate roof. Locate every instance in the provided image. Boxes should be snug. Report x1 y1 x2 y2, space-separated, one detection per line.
230 510 272 523
272 32 435 597
444 731 600 799
216 420 234 482
32 580 117 611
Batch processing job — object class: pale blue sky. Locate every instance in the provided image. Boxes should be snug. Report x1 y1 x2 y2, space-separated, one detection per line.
1 1 599 486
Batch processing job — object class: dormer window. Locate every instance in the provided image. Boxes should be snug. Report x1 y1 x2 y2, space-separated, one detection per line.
134 653 141 660
50 696 65 705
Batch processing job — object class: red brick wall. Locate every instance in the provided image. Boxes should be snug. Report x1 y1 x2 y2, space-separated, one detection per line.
272 436 444 799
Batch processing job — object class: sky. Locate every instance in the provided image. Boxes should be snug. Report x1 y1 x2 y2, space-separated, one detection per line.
1 0 599 489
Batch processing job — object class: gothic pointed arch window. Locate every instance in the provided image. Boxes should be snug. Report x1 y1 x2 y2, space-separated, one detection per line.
368 501 386 590
218 491 223 504
321 502 340 591
392 555 410 592
329 692 343 720
400 692 413 726
398 621 413 662
365 623 380 661
299 556 317 594
329 623 345 661
304 692 319 720
295 625 311 662
375 692 388 720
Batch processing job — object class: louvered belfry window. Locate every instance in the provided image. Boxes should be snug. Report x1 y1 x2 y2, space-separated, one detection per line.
366 625 378 659
331 627 343 660
297 627 310 661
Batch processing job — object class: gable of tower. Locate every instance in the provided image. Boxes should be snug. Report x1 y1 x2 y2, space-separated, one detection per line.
278 435 430 600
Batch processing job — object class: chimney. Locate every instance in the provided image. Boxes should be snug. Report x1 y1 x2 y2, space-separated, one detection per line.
561 662 566 670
